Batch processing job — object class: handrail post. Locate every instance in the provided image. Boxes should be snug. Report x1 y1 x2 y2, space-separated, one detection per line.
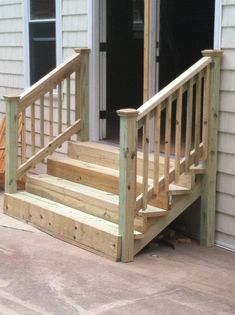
200 49 223 247
75 48 90 141
117 108 139 262
4 95 20 193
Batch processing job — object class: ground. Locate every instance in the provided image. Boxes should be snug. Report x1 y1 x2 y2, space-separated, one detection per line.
0 192 235 315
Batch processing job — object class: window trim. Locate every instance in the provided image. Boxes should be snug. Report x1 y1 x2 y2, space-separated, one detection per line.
23 0 62 88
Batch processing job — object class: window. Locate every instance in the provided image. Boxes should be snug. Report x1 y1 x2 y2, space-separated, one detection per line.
28 0 57 85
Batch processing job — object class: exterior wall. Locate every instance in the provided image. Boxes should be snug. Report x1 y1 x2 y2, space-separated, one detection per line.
216 0 235 251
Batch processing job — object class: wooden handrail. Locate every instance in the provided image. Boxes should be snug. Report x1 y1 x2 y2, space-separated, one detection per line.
137 56 211 121
18 53 81 113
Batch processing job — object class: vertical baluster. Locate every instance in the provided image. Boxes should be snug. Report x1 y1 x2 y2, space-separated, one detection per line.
75 71 80 121
164 96 172 195
58 82 62 134
185 79 193 172
175 87 183 182
31 103 35 155
195 72 202 165
40 96 44 148
66 76 71 127
153 105 161 195
142 114 149 210
202 65 210 160
21 108 26 163
49 89 53 141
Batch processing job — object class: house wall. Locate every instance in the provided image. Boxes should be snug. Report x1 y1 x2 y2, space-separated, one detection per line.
216 0 235 251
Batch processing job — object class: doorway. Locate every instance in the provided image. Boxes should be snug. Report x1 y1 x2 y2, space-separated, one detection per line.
97 0 215 141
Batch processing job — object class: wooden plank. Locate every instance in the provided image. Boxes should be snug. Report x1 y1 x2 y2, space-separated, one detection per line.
202 65 210 160
134 182 201 255
4 95 19 193
31 103 35 156
49 89 53 141
143 0 150 102
58 81 62 134
194 71 202 165
17 119 81 178
18 53 81 112
117 109 138 262
142 114 149 209
66 76 71 127
137 56 211 121
153 105 161 194
40 96 44 148
185 78 194 172
200 49 223 247
175 87 183 181
4 191 121 261
21 109 26 163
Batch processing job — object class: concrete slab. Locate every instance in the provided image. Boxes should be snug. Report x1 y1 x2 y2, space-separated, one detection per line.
0 191 234 314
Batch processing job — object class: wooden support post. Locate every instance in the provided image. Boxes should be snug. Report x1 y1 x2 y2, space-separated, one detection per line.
143 0 150 102
4 95 20 193
75 48 90 141
117 109 138 262
200 50 223 247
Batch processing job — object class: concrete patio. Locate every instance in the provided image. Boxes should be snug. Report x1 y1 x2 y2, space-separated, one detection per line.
0 192 235 315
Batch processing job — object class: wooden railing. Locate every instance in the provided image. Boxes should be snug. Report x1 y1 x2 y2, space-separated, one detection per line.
118 50 223 262
4 48 89 193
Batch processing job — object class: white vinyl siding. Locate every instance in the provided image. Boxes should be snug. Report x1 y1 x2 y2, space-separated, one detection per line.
216 0 235 251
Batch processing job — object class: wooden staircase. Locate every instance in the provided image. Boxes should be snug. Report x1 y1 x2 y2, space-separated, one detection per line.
4 141 202 261
3 49 222 262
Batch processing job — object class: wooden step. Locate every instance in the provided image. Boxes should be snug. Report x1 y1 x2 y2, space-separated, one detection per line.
138 205 168 218
169 184 191 195
4 192 143 261
68 141 174 178
26 174 146 232
47 157 151 195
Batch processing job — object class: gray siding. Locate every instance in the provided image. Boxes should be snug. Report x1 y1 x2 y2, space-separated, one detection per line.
216 0 235 251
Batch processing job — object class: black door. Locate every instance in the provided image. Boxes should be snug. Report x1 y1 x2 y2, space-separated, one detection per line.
105 0 144 141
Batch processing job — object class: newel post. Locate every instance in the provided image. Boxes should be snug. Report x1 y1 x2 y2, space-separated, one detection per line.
4 95 20 193
75 48 90 141
117 108 138 262
200 49 223 247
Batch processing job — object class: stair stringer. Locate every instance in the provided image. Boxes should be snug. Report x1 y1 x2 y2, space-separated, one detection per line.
134 182 201 256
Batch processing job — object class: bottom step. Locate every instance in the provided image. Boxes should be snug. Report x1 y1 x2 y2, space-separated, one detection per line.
4 192 142 261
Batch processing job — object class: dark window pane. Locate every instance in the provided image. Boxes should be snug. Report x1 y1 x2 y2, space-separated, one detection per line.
30 0 55 20
29 22 56 84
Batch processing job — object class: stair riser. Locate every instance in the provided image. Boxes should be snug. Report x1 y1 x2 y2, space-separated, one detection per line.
4 193 121 261
26 182 147 233
47 159 144 195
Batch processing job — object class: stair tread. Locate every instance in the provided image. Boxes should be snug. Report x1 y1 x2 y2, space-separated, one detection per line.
138 205 168 217
26 173 119 205
8 191 143 239
169 184 191 192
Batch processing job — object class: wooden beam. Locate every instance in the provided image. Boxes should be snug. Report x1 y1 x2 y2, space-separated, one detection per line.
4 95 20 193
117 109 138 262
143 0 150 102
200 49 223 247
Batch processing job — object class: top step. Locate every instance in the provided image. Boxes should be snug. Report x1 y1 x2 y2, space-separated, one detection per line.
68 141 174 178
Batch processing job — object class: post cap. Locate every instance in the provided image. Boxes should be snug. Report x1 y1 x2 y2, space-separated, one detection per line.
74 48 90 54
3 95 20 101
117 108 139 117
201 49 223 57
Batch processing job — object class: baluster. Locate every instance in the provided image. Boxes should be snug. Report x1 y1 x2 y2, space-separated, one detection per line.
21 108 26 163
49 89 53 141
202 65 210 160
31 103 35 155
164 96 172 198
185 79 193 172
66 76 71 127
142 113 149 210
153 105 161 196
195 72 202 165
40 96 44 148
58 82 62 134
175 86 183 182
75 71 80 121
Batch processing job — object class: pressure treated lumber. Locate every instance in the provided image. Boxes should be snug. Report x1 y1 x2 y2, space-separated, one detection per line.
4 191 122 260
